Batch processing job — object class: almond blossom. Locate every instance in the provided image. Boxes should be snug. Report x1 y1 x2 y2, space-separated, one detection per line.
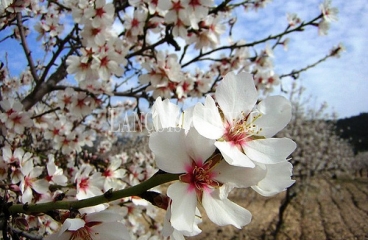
187 14 226 50
2 145 32 164
318 0 338 35
91 49 125 80
102 157 127 191
149 127 266 234
286 13 301 27
0 98 33 134
46 154 68 186
185 0 214 29
158 0 190 38
84 0 115 28
44 210 131 240
19 160 49 203
75 164 104 201
193 71 296 167
139 52 184 89
124 9 147 39
320 0 338 22
66 48 99 82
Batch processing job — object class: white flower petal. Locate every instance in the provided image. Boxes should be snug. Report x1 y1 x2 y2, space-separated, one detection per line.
29 166 44 178
215 141 255 167
21 160 33 176
185 127 216 165
181 105 194 130
243 138 296 164
163 204 202 239
61 218 85 232
193 96 224 139
202 188 252 228
162 206 175 238
2 145 12 162
171 231 186 240
255 96 292 137
113 169 126 178
14 148 25 161
213 160 266 188
149 129 191 173
216 72 257 124
252 161 295 196
91 222 131 240
52 175 68 186
21 187 33 203
85 210 123 222
152 97 180 130
109 158 122 171
32 179 49 194
167 182 197 232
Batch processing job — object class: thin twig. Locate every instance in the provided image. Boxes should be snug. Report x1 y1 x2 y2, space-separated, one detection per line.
182 14 323 68
279 54 331 79
31 107 61 119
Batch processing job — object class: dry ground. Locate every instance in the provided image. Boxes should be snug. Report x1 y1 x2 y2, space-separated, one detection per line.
189 176 368 240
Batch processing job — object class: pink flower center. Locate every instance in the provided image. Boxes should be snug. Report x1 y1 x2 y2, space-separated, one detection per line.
131 18 140 28
180 155 222 199
11 114 22 124
95 7 105 17
189 0 201 7
102 169 112 177
172 1 184 12
24 176 33 187
222 114 262 148
6 108 16 116
79 178 89 192
223 121 251 148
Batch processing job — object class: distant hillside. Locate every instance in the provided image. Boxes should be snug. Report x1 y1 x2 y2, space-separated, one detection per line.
335 113 368 154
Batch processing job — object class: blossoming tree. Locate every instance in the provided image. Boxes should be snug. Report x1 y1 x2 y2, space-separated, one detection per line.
278 83 355 180
0 0 342 239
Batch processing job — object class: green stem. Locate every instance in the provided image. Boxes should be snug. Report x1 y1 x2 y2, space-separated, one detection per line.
9 173 179 215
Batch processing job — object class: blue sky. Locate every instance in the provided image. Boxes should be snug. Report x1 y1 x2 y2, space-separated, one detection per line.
231 0 368 119
1 0 367 119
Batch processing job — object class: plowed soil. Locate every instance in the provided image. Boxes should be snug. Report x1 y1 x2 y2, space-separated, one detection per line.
190 177 368 240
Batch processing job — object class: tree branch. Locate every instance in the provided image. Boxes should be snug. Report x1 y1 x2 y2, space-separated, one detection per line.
279 54 331 79
21 59 68 111
8 172 179 215
182 14 323 68
16 12 40 83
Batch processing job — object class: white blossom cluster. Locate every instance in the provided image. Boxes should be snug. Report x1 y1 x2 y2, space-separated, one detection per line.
0 0 338 101
277 84 355 179
0 0 340 239
148 71 296 238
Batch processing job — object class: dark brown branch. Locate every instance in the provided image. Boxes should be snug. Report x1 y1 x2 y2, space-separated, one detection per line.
126 38 167 59
21 60 68 111
16 12 40 82
39 25 76 84
31 107 61 119
209 0 232 15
